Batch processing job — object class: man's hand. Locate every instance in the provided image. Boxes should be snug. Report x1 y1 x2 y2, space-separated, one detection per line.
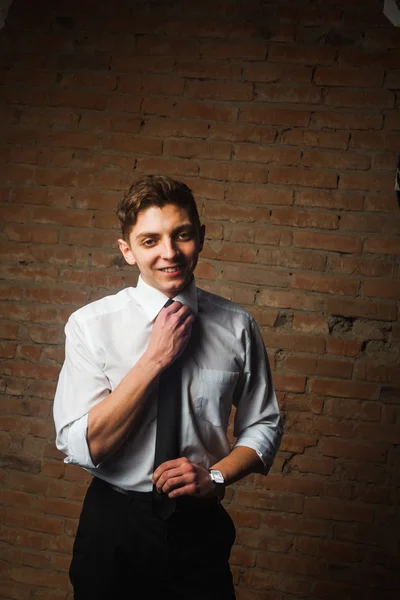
152 457 215 498
145 302 195 371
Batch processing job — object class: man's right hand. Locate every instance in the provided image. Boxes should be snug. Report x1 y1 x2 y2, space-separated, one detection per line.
145 301 195 371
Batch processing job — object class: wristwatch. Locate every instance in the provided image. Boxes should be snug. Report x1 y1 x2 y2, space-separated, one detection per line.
209 469 225 500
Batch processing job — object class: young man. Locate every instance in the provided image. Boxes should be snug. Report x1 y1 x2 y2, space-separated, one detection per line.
53 175 282 599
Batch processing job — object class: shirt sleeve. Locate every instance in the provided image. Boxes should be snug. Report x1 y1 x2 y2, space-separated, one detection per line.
53 314 110 469
233 316 283 473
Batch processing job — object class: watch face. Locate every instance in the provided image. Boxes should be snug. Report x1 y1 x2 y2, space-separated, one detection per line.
210 470 224 484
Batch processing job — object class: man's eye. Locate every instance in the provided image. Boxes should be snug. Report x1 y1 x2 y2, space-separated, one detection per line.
143 239 156 247
178 232 192 240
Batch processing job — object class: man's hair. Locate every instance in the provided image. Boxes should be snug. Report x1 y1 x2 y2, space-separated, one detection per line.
116 174 201 241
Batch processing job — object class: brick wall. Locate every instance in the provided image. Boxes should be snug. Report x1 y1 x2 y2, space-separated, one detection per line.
1 0 400 598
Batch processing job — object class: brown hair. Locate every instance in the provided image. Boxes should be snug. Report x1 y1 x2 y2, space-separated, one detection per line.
116 175 201 241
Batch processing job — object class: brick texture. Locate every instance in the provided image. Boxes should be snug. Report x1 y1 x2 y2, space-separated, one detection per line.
0 0 399 598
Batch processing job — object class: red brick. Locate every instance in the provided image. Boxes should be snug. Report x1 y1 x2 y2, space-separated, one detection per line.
136 35 199 57
239 106 310 127
365 192 399 210
325 88 394 109
255 84 321 104
281 129 349 149
204 203 270 223
237 489 303 513
258 552 325 577
236 529 292 552
316 357 353 379
328 255 396 278
304 497 374 523
107 93 141 114
315 67 384 87
0 322 20 340
318 438 387 464
257 248 326 271
291 455 336 476
303 149 370 170
184 178 225 201
11 187 73 207
200 162 267 183
283 355 317 375
244 62 312 83
234 145 300 166
340 171 396 193
298 537 363 563
223 224 291 246
201 40 267 60
327 297 396 321
292 273 360 296
136 156 199 177
164 139 231 160
355 361 400 385
0 264 59 284
25 287 87 306
258 289 325 313
58 269 123 289
364 236 400 255
142 117 208 139
226 183 293 206
241 570 311 596
174 59 241 80
358 423 400 445
270 168 338 190
4 225 59 244
351 131 400 151
47 90 108 111
310 378 379 400
113 54 173 73
294 231 362 253
142 74 185 96
226 508 260 529
187 80 253 101
279 435 318 454
268 44 336 65
230 547 256 567
295 189 365 212
271 207 338 229
264 331 325 354
222 264 288 288
292 314 329 335
10 566 69 591
363 279 400 300
273 374 306 393
313 111 383 130
194 261 215 280
176 100 238 122
209 123 276 143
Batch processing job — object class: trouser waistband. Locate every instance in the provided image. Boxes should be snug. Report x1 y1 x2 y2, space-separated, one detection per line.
105 480 219 511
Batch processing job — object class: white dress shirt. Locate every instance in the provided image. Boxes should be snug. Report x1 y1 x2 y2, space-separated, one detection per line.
53 276 282 491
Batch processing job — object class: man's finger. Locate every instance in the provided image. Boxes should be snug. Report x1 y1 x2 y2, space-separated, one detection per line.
152 457 188 482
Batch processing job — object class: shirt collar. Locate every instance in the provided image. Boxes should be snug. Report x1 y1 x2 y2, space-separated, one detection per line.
133 275 198 322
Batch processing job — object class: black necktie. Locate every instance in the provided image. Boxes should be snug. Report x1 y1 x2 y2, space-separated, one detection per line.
152 299 182 519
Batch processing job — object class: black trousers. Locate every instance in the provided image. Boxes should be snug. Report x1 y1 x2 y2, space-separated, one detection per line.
70 477 236 599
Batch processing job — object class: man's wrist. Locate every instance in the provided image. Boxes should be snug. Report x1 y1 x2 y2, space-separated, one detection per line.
208 469 226 500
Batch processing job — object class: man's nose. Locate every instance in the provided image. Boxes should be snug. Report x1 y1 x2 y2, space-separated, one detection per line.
160 239 179 259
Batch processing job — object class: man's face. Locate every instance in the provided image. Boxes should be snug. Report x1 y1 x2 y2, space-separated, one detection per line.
118 204 205 298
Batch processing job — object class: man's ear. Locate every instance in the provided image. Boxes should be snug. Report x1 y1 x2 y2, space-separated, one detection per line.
199 224 206 252
118 238 136 266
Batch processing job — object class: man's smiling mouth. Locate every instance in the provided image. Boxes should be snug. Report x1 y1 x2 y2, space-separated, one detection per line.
159 266 184 273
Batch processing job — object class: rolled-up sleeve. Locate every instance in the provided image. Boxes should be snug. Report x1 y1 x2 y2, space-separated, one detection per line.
53 315 110 468
233 317 283 472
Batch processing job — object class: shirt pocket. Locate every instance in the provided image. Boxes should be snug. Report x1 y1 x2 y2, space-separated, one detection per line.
195 369 239 429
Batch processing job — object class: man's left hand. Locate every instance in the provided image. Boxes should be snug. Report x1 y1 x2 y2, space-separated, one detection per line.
152 457 215 498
